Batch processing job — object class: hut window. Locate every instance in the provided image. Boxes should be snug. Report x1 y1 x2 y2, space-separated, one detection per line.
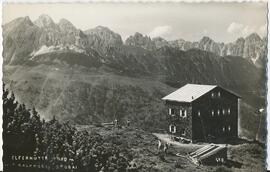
221 158 224 163
217 109 220 115
218 92 221 97
222 109 225 115
198 111 201 117
181 129 186 136
228 108 231 114
222 126 225 132
169 125 176 133
211 92 215 98
228 125 231 131
180 110 187 118
211 110 214 116
169 108 175 116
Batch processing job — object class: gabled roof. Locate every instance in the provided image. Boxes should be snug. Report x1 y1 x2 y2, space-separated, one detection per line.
162 84 239 103
162 84 216 103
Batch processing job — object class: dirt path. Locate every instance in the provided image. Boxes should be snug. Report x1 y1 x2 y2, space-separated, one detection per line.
153 133 208 149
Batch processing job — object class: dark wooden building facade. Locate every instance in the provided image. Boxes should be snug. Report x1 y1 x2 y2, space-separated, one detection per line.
162 84 240 143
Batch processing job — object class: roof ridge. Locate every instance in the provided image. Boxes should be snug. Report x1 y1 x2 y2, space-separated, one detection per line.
186 83 217 86
162 83 240 103
162 83 217 103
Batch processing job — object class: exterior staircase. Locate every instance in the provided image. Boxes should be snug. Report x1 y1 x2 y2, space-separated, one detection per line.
188 144 227 165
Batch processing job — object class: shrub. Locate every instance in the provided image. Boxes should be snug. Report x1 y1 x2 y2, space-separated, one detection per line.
175 160 184 169
214 166 232 172
3 83 133 172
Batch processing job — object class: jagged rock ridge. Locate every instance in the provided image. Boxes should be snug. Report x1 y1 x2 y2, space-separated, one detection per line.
3 14 267 68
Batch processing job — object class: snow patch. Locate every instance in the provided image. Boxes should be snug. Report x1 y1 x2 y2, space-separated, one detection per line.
251 52 260 64
30 44 87 60
31 45 61 57
226 47 231 55
69 45 86 54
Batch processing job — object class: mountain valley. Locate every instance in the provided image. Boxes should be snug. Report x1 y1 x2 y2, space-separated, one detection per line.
3 14 267 141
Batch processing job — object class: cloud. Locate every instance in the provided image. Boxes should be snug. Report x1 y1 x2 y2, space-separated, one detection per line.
242 26 257 36
149 25 172 38
227 22 267 37
203 29 208 35
227 22 244 34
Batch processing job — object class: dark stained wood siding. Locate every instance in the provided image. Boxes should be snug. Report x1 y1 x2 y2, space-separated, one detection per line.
165 101 192 140
192 87 238 142
164 86 239 143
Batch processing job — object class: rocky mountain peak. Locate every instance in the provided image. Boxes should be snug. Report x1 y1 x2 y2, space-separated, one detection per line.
134 32 144 38
3 14 267 68
86 26 116 35
83 25 123 54
152 37 169 48
34 14 56 28
200 36 214 44
58 18 77 32
125 32 155 50
152 37 166 41
235 37 245 43
85 26 123 46
171 39 186 44
23 16 33 25
4 16 34 29
95 25 111 31
245 33 262 43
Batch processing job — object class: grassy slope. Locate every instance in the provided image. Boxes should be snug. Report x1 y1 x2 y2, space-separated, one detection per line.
76 125 266 172
3 64 172 130
3 62 266 141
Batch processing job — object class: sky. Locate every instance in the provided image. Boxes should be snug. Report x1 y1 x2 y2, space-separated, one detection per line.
3 2 268 43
